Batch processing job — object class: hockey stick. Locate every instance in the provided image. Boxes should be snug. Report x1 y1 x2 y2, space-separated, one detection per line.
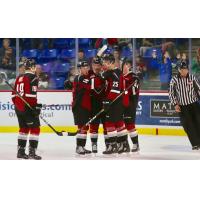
68 80 137 136
97 44 108 57
0 72 73 136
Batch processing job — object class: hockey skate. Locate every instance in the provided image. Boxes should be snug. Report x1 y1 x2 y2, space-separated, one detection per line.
103 143 118 154
131 143 140 152
17 147 29 159
76 146 85 155
192 146 200 150
83 147 92 154
76 146 92 155
92 143 98 153
118 141 130 154
29 147 42 160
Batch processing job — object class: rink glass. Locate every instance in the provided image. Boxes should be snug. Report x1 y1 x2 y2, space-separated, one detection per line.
0 38 198 91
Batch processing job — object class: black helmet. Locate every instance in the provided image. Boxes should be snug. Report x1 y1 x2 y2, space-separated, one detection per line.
122 57 132 66
77 60 89 68
92 57 102 65
178 60 188 70
121 57 132 72
19 57 27 67
24 58 36 70
102 53 115 63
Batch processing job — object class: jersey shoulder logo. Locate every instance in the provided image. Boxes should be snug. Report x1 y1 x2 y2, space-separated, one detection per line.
83 79 89 84
19 77 23 82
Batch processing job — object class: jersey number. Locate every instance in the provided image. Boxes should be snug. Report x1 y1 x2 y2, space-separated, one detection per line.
113 81 119 87
16 83 24 96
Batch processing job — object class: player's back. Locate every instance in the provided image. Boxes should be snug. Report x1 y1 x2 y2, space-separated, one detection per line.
12 72 38 112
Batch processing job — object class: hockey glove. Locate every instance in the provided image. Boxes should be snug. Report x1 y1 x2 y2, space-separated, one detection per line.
64 80 73 90
32 103 43 116
100 70 113 80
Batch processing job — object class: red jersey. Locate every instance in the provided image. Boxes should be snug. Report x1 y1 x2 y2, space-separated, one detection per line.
12 72 39 112
89 70 106 102
123 72 140 107
101 68 124 101
72 74 91 111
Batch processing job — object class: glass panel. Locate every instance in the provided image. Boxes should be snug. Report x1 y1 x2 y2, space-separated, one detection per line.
0 38 16 90
77 37 132 67
19 38 76 90
0 38 191 91
191 39 200 81
135 38 189 91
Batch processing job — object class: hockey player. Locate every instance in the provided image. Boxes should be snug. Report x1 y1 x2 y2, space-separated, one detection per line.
122 59 140 152
89 57 108 153
100 54 129 154
72 61 92 155
12 59 42 160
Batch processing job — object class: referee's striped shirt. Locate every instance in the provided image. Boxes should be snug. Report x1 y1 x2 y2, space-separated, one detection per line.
169 73 200 106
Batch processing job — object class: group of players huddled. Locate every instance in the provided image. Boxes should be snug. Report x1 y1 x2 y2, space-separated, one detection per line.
72 53 140 155
11 51 140 159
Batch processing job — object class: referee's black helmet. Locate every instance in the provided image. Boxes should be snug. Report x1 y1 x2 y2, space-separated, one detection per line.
178 60 188 70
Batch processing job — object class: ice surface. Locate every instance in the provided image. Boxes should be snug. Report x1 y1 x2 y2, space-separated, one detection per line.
0 133 200 160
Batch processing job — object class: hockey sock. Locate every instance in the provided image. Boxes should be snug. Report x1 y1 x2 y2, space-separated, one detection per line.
131 135 138 144
104 133 110 146
90 124 99 143
29 127 40 148
90 133 98 144
130 134 138 145
115 121 127 143
29 135 39 149
118 134 128 143
18 134 28 148
107 130 117 143
18 128 29 148
76 133 87 147
18 138 27 148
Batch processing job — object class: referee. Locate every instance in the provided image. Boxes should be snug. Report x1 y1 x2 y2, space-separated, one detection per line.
169 61 200 150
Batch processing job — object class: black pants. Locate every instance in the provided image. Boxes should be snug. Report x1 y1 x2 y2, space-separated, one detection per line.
124 96 138 124
105 98 124 123
90 96 105 125
15 108 40 128
72 106 90 126
179 102 200 147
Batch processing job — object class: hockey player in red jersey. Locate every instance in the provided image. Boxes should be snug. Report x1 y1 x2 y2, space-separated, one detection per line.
72 61 92 155
122 59 140 152
100 54 129 154
89 57 108 153
12 59 42 159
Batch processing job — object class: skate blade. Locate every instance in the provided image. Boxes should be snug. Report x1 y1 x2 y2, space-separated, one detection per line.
17 158 29 160
101 153 118 159
74 154 93 159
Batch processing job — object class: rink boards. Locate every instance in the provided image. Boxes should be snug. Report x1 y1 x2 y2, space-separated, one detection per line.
0 91 186 136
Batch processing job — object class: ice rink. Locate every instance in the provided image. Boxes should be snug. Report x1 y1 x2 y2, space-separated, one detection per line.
0 133 200 160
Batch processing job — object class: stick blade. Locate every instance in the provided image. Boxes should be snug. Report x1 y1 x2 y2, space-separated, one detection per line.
58 131 77 136
55 131 63 136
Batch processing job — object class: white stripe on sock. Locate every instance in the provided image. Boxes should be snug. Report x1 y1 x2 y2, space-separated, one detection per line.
129 131 138 138
29 134 39 141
